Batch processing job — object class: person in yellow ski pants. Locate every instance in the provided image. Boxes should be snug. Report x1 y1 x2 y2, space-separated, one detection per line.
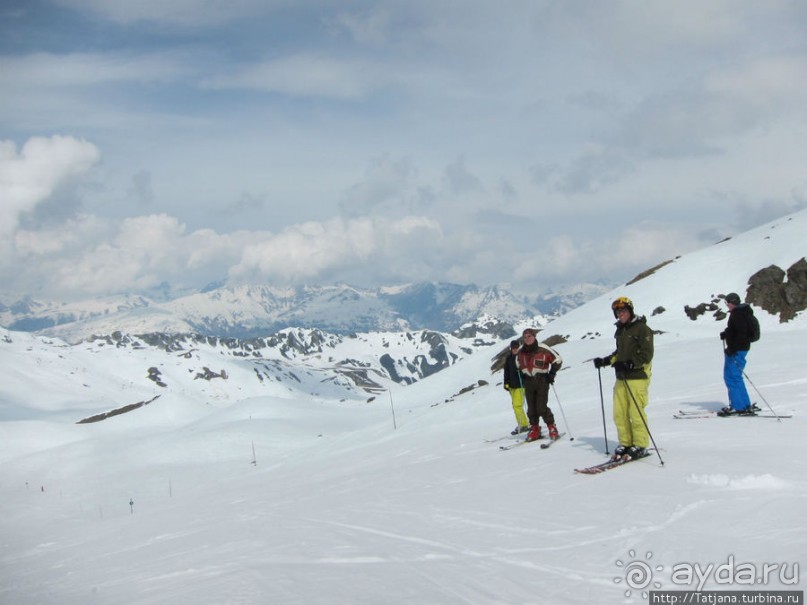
593 296 654 459
503 340 529 434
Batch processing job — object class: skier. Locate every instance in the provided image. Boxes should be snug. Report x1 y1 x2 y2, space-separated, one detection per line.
517 328 562 442
718 292 756 416
593 297 654 460
503 340 529 435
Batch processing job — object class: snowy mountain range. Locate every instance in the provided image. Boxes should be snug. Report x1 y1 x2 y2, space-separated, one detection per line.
0 281 610 343
1 209 806 603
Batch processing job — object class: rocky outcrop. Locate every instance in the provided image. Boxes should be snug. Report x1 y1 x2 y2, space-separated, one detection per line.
626 259 676 286
147 367 167 387
194 367 228 381
746 258 807 322
76 395 161 424
684 302 721 321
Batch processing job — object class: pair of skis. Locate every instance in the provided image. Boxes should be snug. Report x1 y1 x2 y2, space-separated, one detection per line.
574 451 652 474
489 431 653 474
673 409 791 419
498 432 566 451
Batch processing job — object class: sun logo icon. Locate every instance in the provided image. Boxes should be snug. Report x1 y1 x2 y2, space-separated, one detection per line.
614 549 664 599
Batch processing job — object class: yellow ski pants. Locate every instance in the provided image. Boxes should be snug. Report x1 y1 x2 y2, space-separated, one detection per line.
613 378 650 448
509 387 529 428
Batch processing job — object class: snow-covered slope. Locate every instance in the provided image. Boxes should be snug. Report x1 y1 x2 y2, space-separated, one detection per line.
1 210 805 604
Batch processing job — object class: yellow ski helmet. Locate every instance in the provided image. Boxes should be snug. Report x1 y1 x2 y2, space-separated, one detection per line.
611 296 634 318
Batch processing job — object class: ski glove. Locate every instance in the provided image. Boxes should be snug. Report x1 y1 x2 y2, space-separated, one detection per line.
612 360 634 373
546 370 556 384
593 357 609 369
719 330 726 341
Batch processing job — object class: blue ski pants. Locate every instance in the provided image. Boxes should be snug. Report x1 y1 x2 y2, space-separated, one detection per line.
723 351 751 411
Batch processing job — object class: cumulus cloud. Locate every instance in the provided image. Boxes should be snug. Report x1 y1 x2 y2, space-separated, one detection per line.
230 216 441 284
10 213 264 299
0 136 100 243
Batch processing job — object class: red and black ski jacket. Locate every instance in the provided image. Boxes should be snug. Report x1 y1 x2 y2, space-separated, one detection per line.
517 342 562 380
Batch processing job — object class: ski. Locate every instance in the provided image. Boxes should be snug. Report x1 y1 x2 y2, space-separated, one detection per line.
574 451 651 475
540 432 566 449
484 435 519 443
499 437 544 451
673 412 790 419
486 427 532 442
679 404 765 413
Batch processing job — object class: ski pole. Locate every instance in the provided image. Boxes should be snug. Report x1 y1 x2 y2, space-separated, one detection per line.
550 383 574 441
621 378 664 465
597 367 609 455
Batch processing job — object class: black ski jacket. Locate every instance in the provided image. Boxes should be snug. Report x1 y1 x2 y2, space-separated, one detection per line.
503 352 521 389
722 303 754 355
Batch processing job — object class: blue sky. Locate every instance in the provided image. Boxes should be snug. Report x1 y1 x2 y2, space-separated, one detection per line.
1 0 806 302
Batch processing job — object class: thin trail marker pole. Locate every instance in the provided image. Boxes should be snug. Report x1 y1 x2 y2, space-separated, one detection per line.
389 389 397 430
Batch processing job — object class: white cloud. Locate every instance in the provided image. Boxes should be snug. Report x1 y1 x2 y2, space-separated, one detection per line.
0 136 100 242
230 216 441 284
7 212 262 299
13 214 108 259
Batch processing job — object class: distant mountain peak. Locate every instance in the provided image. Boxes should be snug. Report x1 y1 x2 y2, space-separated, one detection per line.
2 281 592 342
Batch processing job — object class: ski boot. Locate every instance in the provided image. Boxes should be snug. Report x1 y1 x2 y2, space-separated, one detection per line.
525 425 542 442
624 446 646 460
612 445 629 460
